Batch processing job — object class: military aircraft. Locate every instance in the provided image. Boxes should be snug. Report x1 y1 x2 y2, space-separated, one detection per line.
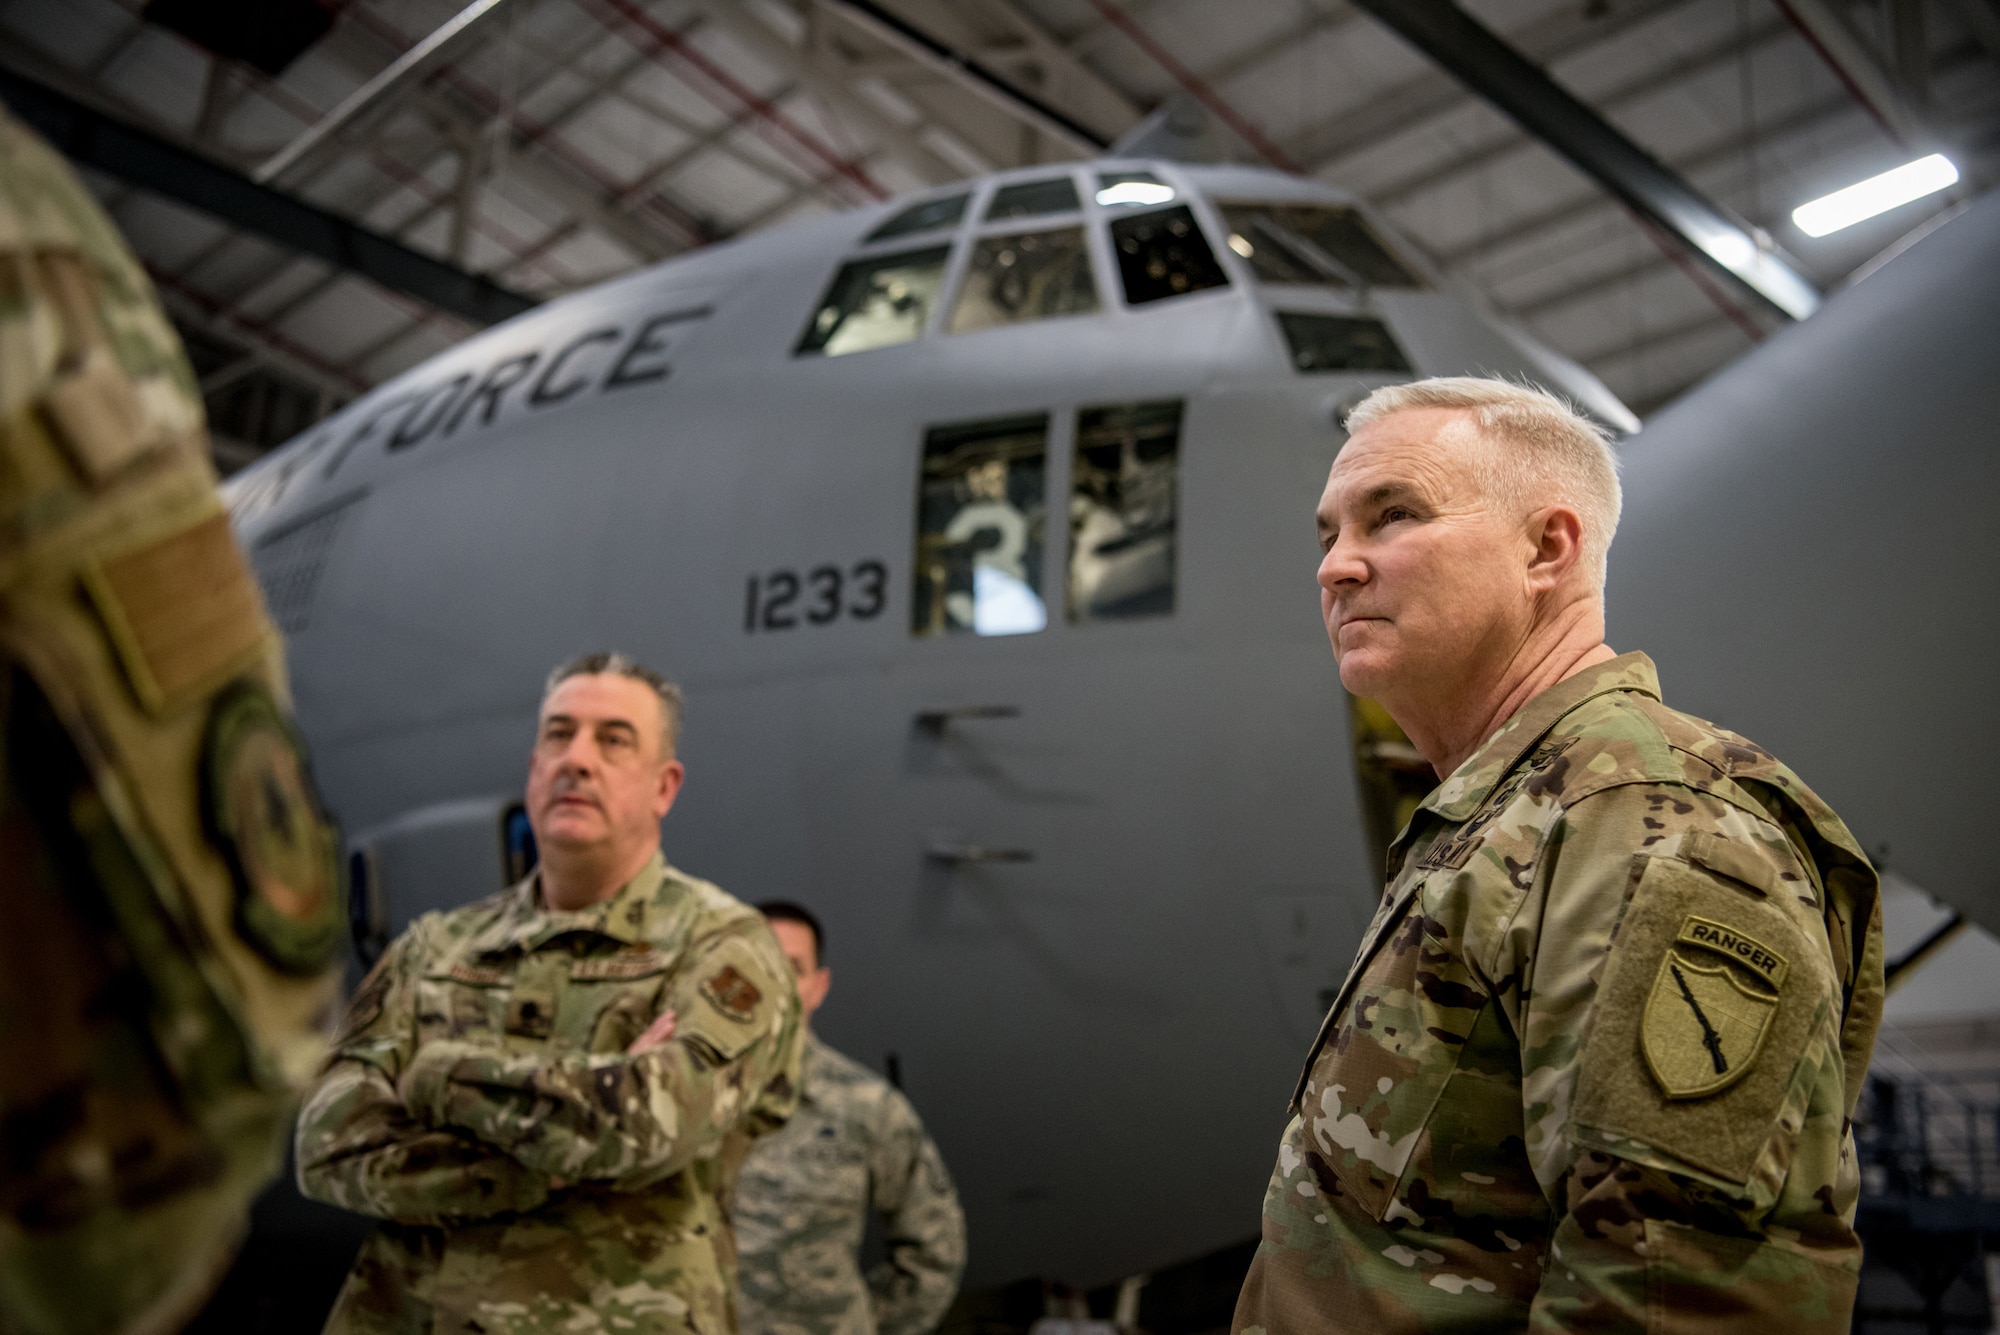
1606 189 2000 944
222 150 1998 1296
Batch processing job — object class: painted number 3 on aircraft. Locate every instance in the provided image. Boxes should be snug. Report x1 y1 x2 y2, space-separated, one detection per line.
745 561 887 632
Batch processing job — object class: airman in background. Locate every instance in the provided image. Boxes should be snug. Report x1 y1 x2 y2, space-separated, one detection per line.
0 108 346 1334
1233 377 1883 1333
297 652 804 1334
735 901 966 1335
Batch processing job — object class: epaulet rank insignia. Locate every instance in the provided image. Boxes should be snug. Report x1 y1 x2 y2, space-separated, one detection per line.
1419 736 1574 872
1642 915 1789 1099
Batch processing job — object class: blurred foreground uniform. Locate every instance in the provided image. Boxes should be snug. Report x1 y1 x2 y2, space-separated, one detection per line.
1234 654 1883 1333
735 1036 965 1335
297 855 803 1334
0 111 345 1334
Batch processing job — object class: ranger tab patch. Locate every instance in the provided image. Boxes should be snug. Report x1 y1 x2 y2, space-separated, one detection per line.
701 965 762 1022
1642 915 1788 1099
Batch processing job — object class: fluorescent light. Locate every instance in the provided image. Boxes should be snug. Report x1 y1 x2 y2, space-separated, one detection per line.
1792 154 1959 238
1095 181 1175 207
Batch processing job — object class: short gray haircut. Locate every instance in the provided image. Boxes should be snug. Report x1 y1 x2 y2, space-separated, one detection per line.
542 651 684 756
1345 377 1623 588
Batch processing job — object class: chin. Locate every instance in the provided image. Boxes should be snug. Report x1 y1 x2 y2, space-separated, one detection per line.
1336 651 1399 699
541 816 604 845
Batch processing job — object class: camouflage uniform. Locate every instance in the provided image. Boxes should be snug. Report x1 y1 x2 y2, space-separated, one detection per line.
1234 653 1883 1334
0 111 345 1334
734 1036 966 1335
298 852 804 1334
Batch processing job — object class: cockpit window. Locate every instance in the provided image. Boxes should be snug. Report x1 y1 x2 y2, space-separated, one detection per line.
1220 204 1423 288
1276 313 1412 373
866 193 970 242
1109 205 1229 305
986 177 1081 221
1094 171 1175 208
796 245 951 357
913 414 1049 638
948 228 1099 334
1069 400 1181 622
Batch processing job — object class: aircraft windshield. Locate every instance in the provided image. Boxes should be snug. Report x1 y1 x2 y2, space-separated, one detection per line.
986 177 1081 220
913 414 1049 637
796 245 950 357
1276 312 1412 373
1220 203 1423 288
866 193 970 242
1109 205 1229 305
949 227 1099 334
1069 400 1181 621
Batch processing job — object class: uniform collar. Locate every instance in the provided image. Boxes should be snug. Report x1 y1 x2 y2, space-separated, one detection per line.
800 1032 832 1104
1419 651 1661 824
468 850 671 956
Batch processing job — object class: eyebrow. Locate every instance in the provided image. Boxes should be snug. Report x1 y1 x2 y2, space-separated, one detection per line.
1318 481 1425 536
540 713 641 736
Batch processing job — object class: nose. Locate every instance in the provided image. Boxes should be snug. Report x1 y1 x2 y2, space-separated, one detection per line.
555 731 598 774
1318 531 1368 596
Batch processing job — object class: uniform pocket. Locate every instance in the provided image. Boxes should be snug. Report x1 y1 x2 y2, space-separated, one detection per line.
1297 901 1490 1220
417 964 509 1041
569 947 673 1052
1643 1218 1858 1335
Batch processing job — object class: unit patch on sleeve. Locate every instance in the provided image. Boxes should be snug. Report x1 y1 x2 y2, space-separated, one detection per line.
1572 852 1824 1186
202 685 344 974
701 965 762 1022
1641 916 1788 1099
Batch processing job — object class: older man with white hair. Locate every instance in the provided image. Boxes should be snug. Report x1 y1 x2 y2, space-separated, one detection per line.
1232 379 1882 1333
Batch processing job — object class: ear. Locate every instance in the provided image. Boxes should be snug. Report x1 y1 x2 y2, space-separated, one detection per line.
653 758 685 820
1524 504 1586 595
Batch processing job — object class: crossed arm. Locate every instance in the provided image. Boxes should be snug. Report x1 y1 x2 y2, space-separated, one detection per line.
296 924 797 1224
294 928 552 1225
865 1092 967 1335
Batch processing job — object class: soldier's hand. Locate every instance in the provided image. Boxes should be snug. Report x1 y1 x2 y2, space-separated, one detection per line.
626 1009 677 1055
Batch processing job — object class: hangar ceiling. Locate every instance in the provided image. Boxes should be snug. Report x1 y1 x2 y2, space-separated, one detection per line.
3 0 1995 467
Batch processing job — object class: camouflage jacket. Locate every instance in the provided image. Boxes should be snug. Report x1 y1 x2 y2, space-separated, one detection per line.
734 1036 965 1335
297 853 804 1335
0 112 342 1335
1233 653 1883 1335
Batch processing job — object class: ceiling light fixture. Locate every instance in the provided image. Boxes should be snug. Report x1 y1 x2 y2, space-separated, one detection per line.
1792 154 1959 238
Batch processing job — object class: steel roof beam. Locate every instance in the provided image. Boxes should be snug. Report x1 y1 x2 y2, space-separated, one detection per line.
1767 0 1926 145
957 0 1142 130
1346 0 1821 321
197 12 720 324
1447 84 1864 273
1296 0 1689 175
256 0 523 184
149 267 371 399
1474 39 1986 300
816 0 1110 153
1368 9 1793 210
0 67 537 327
679 0 964 184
